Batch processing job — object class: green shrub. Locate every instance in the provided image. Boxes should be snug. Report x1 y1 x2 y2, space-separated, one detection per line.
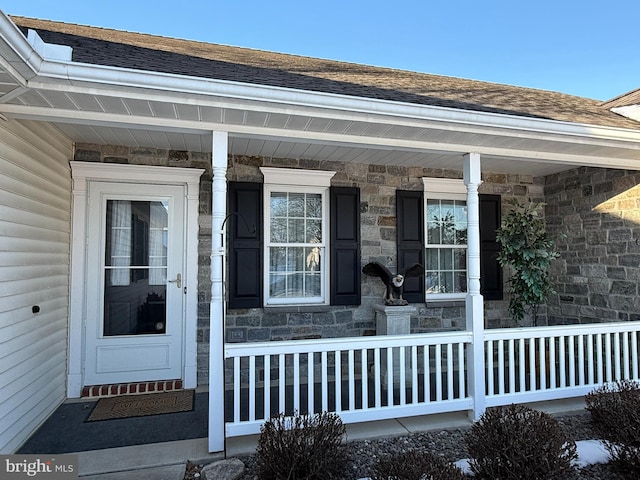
371 449 465 480
465 404 577 479
256 411 348 480
586 380 640 477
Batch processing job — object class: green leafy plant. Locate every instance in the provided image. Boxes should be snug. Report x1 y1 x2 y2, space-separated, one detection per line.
255 411 348 480
465 404 578 479
496 199 559 325
586 380 640 477
371 449 465 480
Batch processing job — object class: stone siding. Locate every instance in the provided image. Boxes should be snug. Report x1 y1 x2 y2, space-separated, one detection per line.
74 143 544 384
545 167 640 324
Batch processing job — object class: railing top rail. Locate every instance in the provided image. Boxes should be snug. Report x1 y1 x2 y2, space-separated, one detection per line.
225 330 472 357
484 320 640 341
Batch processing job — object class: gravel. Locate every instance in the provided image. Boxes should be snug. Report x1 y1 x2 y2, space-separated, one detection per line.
185 411 628 479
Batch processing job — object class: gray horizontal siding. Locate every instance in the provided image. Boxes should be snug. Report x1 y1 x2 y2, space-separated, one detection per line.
0 118 73 453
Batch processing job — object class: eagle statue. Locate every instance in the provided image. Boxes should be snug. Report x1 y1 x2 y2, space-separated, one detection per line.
362 262 424 306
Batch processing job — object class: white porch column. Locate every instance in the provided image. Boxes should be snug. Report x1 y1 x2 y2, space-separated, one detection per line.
209 131 228 452
463 152 486 421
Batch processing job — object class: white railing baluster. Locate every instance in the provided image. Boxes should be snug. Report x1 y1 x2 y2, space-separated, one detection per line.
435 344 443 401
233 356 240 423
264 355 270 420
549 336 556 390
632 331 639 380
279 354 285 413
412 346 418 404
308 352 314 414
249 355 256 421
577 335 585 386
399 346 406 405
361 348 368 410
596 334 604 384
374 347 381 409
335 350 342 413
447 343 454 400
529 338 536 391
508 339 515 393
623 331 630 380
587 334 594 385
518 338 526 392
458 343 465 399
293 352 300 413
568 336 575 387
487 340 494 396
498 339 505 395
614 333 622 381
348 349 355 411
321 351 328 412
424 345 431 403
606 334 613 382
387 346 393 406
559 336 566 388
539 338 546 390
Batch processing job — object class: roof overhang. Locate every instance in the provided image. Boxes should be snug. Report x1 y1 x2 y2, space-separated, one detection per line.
1 13 640 176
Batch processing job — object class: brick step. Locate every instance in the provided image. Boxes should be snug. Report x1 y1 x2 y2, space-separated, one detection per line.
81 379 183 398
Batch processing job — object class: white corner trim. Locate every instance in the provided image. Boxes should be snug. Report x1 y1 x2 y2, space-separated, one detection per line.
260 167 336 187
422 177 466 195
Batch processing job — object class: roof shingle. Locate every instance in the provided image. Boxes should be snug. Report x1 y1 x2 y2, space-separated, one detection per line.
10 16 640 130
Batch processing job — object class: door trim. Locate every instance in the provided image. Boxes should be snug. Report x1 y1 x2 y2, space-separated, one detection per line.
68 162 204 398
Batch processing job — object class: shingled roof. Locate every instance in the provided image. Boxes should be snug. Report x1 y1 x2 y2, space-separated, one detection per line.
11 16 640 130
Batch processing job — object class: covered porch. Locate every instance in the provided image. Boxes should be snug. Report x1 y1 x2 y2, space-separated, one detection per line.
2 12 640 456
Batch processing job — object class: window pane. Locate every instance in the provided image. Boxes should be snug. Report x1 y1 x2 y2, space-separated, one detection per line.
440 272 453 293
271 218 287 242
455 272 467 293
270 274 287 297
426 248 439 269
289 273 304 297
288 193 305 217
440 248 453 270
454 249 467 269
305 246 322 272
288 247 304 271
441 200 455 219
426 199 440 221
289 218 305 243
270 193 288 217
455 223 468 244
305 273 321 296
306 194 322 218
425 272 440 293
270 247 287 271
306 219 322 243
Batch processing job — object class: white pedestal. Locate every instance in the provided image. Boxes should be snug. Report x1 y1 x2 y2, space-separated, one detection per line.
373 304 415 385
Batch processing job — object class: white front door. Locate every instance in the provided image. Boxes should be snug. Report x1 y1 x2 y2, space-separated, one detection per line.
84 182 186 385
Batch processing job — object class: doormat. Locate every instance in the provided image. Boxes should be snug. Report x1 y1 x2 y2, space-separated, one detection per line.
87 390 194 421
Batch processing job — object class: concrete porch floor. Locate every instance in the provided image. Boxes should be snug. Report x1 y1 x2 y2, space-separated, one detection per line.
73 397 586 479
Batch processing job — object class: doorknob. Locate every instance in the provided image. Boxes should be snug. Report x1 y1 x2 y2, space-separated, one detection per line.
168 273 182 288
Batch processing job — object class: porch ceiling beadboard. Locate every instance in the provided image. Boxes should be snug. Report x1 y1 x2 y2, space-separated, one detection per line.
0 117 73 453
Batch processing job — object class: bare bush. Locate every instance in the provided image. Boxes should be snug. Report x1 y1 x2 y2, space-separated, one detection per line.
586 380 640 478
371 449 465 480
465 404 577 479
256 411 348 480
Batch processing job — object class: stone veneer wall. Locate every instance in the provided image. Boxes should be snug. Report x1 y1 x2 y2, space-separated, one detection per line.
545 167 640 324
74 143 544 384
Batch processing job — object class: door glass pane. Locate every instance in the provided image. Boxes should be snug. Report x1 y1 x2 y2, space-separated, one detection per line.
104 200 168 336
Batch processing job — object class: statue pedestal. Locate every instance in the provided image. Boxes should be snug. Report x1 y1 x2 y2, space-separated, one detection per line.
373 304 415 385
374 304 415 335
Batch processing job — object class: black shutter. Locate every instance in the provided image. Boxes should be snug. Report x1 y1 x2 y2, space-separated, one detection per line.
479 194 503 300
396 190 425 303
228 182 263 309
330 187 361 305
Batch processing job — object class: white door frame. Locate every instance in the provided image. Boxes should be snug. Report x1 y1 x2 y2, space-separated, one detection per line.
68 162 203 397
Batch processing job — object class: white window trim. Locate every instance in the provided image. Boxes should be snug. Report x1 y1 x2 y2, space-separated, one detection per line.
423 177 468 302
261 167 335 306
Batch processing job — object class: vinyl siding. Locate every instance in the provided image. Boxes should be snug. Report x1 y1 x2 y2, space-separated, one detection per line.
0 118 73 453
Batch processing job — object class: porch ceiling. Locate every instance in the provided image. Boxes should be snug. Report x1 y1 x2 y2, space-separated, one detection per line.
1 20 640 177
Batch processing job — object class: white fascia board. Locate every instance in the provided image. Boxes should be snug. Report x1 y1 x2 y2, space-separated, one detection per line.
0 12 42 83
23 55 640 147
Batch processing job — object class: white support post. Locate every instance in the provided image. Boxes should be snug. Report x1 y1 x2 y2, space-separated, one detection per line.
463 152 486 421
209 131 228 452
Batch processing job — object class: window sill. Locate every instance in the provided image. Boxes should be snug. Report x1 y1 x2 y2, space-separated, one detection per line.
263 304 332 314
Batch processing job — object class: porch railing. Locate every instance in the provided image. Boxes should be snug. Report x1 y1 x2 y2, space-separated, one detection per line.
224 321 640 437
225 331 472 437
